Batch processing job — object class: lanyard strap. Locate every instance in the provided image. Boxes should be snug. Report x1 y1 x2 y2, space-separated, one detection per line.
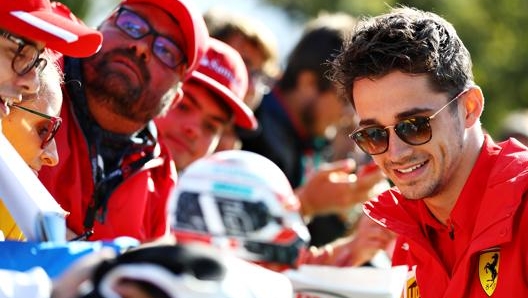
74 150 153 241
82 138 155 239
81 119 157 239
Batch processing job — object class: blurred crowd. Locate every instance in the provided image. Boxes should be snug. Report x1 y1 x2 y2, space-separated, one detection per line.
0 1 526 297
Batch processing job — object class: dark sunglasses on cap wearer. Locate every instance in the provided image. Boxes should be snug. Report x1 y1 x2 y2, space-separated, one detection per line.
9 104 62 149
114 7 187 69
349 89 469 155
0 30 47 76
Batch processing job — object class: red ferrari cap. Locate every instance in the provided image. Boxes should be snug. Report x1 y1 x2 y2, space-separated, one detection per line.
0 0 102 58
190 38 257 130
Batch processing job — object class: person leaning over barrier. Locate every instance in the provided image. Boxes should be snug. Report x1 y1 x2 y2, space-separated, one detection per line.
0 0 101 122
155 37 257 173
38 0 209 242
0 57 63 240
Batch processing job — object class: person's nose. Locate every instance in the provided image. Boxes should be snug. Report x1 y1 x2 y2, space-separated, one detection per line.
40 140 59 167
14 70 40 103
385 129 413 160
129 38 152 63
181 119 201 140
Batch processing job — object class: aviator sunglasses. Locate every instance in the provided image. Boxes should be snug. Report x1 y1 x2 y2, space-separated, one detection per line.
9 104 62 149
349 89 468 155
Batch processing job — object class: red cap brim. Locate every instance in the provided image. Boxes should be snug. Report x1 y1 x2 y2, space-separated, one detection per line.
191 72 258 130
0 10 102 58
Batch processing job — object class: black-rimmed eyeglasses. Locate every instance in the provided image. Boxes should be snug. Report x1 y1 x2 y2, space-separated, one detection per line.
0 30 47 76
115 7 187 69
9 104 62 149
349 90 468 155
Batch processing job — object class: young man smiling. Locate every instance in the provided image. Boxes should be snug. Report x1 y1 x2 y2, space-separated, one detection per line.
155 37 257 173
331 6 528 298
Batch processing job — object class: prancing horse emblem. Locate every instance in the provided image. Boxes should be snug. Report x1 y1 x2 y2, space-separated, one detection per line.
479 249 500 296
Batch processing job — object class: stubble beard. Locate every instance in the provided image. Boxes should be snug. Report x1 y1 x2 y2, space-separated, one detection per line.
401 175 441 200
399 122 465 200
85 48 168 123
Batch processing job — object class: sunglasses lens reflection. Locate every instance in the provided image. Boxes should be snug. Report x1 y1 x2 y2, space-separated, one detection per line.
352 117 433 155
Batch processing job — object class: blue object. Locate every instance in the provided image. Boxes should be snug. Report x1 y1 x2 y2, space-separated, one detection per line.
0 237 139 279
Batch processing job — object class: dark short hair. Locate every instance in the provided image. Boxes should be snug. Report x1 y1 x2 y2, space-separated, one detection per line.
330 6 474 108
279 12 357 94
204 9 279 78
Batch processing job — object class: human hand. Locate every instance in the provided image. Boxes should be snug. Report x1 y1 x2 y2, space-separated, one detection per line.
301 214 396 267
51 248 117 298
110 280 162 298
296 159 387 217
332 214 395 267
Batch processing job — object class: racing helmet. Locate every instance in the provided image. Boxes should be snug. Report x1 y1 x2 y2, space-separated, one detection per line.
169 150 310 271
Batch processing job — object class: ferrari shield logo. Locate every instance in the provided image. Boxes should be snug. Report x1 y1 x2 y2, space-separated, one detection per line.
404 265 420 298
405 276 420 298
479 250 500 296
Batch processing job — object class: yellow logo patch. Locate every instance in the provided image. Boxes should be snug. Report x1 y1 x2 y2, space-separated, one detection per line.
479 250 500 296
405 276 420 298
404 265 420 298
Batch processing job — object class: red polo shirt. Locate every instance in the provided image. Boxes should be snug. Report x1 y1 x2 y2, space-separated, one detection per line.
365 136 528 298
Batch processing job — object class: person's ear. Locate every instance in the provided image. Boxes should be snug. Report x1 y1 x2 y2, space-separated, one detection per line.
171 82 184 108
462 86 484 127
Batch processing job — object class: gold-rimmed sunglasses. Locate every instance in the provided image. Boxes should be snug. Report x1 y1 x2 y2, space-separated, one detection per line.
349 89 468 155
